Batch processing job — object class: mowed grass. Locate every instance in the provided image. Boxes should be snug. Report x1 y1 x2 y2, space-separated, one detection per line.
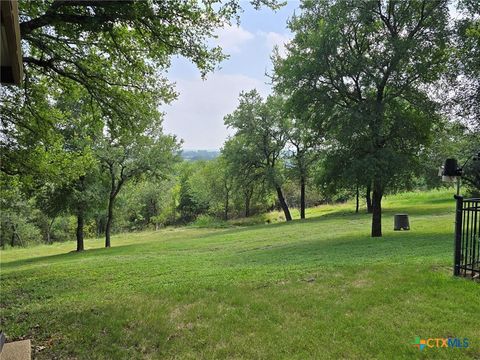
1 190 479 359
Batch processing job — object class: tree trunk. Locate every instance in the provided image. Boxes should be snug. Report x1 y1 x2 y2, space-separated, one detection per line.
11 224 16 247
355 184 359 214
300 175 306 219
244 193 251 217
47 217 55 244
76 209 84 252
96 216 105 237
171 195 176 224
10 223 21 246
105 165 124 248
366 183 373 213
105 195 114 248
371 180 383 237
276 185 292 221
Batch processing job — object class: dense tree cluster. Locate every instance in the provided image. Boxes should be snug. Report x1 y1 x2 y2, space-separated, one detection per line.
0 0 279 250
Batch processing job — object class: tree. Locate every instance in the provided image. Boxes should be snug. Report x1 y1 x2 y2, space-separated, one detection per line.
34 184 65 244
317 145 371 213
278 67 325 219
1 77 97 187
286 115 322 219
457 132 480 195
274 0 450 236
177 172 206 223
225 90 292 221
13 0 280 120
189 157 234 220
16 1 280 86
212 157 234 221
1 0 280 207
3 78 105 250
98 123 180 248
222 137 264 218
452 0 480 129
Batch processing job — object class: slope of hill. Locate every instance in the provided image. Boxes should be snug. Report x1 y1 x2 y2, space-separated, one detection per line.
1 190 478 359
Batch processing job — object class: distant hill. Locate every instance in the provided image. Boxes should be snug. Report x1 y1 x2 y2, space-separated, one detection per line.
181 149 220 161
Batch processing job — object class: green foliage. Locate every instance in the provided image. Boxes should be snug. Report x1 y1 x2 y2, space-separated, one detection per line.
190 157 234 219
223 90 293 220
50 216 77 242
1 79 98 187
98 116 181 246
1 0 281 248
453 0 480 128
177 171 208 223
1 0 279 188
224 90 289 188
116 178 176 231
222 136 266 216
2 0 477 246
460 135 480 196
0 175 40 247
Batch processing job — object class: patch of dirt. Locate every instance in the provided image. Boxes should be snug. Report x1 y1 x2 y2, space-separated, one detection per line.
169 303 195 321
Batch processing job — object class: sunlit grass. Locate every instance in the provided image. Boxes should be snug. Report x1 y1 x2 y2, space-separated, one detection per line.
1 188 478 359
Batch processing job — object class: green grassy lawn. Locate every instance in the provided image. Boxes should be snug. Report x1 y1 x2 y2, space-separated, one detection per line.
1 190 479 359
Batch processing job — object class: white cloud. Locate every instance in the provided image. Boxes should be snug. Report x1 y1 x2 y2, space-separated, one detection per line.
259 31 291 58
213 25 255 53
162 73 270 150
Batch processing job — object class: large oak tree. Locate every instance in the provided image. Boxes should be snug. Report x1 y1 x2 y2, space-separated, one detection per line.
274 0 450 236
2 0 279 182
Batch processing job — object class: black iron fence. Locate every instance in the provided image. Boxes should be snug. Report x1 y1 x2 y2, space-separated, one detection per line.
454 196 480 278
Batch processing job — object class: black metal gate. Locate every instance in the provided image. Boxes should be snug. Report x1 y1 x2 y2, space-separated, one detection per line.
454 196 480 278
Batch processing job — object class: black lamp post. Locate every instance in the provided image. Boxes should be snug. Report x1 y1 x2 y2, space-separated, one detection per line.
440 152 480 195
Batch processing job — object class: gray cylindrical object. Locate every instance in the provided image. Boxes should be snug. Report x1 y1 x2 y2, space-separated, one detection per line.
394 214 410 231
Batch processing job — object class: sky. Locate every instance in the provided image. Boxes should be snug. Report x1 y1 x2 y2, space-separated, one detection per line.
162 1 301 151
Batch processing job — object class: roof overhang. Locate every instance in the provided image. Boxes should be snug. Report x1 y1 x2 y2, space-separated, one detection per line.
1 0 23 86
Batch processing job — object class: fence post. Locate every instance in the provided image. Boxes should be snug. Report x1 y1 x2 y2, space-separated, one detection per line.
454 195 463 276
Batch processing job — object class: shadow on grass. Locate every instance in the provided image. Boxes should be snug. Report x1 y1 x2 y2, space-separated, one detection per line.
190 204 453 246
0 244 140 270
221 228 453 268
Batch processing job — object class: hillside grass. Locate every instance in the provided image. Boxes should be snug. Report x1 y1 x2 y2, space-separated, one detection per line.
1 189 479 359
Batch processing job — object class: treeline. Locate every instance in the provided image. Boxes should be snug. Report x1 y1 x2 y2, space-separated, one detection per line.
1 117 477 250
1 0 279 251
0 155 341 249
1 0 479 250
